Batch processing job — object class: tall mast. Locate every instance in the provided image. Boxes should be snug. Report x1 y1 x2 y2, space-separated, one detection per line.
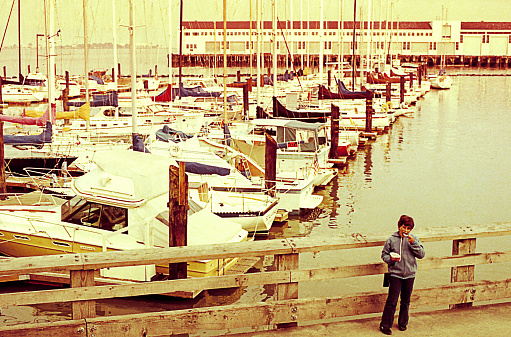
45 0 56 123
352 0 357 90
272 0 277 98
319 0 324 86
222 0 227 123
168 0 173 108
129 0 138 141
256 0 261 109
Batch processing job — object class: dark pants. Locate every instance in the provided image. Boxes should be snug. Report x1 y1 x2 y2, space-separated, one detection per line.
380 276 415 329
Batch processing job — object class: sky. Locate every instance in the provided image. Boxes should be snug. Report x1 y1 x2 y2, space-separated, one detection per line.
0 0 509 47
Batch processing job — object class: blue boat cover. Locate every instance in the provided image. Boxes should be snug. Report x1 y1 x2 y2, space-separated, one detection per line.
177 161 230 176
4 121 52 147
155 125 193 143
68 91 118 108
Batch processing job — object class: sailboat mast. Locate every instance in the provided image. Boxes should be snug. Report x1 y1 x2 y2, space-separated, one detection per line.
223 0 227 123
112 0 118 117
44 0 56 122
18 0 22 82
256 0 261 108
178 0 183 99
352 0 357 90
168 0 173 108
319 0 323 86
272 0 277 98
129 0 138 137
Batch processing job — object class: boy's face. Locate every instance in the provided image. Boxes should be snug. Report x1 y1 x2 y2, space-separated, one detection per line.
399 225 413 238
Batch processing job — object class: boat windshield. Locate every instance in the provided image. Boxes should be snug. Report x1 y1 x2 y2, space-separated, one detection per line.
63 199 127 232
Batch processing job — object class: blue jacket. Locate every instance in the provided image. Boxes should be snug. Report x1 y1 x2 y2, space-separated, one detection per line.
382 232 425 279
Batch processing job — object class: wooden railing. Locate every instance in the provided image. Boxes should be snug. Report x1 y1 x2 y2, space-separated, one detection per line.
1 223 511 336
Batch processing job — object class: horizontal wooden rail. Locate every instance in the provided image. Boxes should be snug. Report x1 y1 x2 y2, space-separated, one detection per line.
1 222 511 336
2 278 511 337
2 250 511 307
1 223 510 276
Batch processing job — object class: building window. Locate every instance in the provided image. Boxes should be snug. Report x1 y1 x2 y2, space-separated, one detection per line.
455 42 459 50
442 24 451 39
460 35 463 43
185 32 190 36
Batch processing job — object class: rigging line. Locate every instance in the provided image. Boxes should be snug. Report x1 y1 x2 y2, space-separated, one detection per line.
276 15 302 91
0 0 16 52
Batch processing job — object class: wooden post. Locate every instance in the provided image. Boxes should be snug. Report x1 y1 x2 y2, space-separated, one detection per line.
264 132 277 198
62 71 70 112
169 162 188 279
3 66 6 79
385 82 391 103
450 238 476 309
0 76 3 104
399 76 405 103
417 65 422 86
118 63 121 79
70 269 95 320
329 104 339 159
365 90 374 133
276 252 299 328
409 72 413 89
237 70 241 82
242 83 249 119
327 70 331 88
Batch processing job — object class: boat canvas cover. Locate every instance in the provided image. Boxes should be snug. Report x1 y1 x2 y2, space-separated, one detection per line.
251 118 324 131
67 91 118 107
272 97 329 122
3 122 52 146
72 150 178 207
155 125 193 143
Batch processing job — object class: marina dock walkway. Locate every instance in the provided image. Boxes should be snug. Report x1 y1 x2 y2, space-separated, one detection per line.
230 302 511 336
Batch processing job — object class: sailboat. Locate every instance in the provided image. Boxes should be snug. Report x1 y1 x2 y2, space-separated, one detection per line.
430 6 452 90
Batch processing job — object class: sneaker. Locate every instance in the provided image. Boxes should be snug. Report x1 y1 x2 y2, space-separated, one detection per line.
380 325 392 335
398 325 407 331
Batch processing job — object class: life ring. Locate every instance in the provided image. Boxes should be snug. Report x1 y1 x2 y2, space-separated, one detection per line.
169 143 182 157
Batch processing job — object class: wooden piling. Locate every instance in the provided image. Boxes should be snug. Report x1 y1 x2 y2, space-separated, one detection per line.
70 269 95 320
264 132 277 198
365 90 374 133
62 71 70 112
399 76 405 104
385 82 391 103
242 83 249 119
329 104 339 159
450 238 476 309
169 162 188 280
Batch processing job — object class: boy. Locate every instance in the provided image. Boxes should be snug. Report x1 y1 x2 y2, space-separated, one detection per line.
380 215 425 335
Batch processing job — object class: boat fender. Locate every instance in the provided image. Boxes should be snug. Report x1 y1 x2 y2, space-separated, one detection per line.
169 143 182 157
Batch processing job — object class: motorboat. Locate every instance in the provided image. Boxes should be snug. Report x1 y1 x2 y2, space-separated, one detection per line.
149 129 280 235
0 150 248 281
0 84 44 103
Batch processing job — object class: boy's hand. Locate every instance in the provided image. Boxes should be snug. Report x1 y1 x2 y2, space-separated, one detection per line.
408 235 415 243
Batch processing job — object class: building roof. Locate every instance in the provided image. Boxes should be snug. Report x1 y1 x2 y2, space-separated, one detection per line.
461 22 511 30
182 20 433 30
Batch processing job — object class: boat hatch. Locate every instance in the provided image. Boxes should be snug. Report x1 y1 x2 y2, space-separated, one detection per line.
52 241 71 247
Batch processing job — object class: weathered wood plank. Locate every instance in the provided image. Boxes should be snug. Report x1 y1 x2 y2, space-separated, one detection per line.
70 269 95 320
0 271 290 307
450 238 476 308
0 320 86 337
2 251 511 307
4 279 510 337
1 223 511 277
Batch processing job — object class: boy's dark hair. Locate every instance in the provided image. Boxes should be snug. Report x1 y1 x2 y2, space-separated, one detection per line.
398 215 415 229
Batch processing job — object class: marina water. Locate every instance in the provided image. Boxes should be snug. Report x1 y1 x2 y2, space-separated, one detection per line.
1 71 511 327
